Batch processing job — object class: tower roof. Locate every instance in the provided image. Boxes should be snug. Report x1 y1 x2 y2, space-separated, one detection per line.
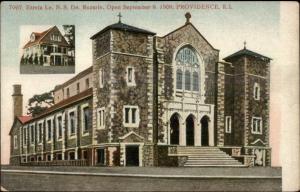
223 48 271 62
90 22 156 40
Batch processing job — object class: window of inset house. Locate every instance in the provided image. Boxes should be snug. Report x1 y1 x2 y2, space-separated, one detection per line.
14 135 18 149
47 120 52 141
99 69 104 88
126 66 136 86
69 111 76 136
82 150 88 160
66 88 70 98
77 82 80 94
30 124 35 144
57 116 63 139
225 116 232 133
47 154 51 161
69 151 75 160
123 106 139 127
97 107 105 129
175 46 201 92
251 117 263 134
254 83 260 100
57 153 62 160
85 78 89 89
82 106 90 132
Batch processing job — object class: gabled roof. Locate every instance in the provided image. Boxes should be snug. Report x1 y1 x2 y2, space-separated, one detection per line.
54 66 93 91
223 48 271 61
90 22 156 40
17 116 32 124
23 26 70 49
161 22 219 52
27 88 93 123
9 115 32 135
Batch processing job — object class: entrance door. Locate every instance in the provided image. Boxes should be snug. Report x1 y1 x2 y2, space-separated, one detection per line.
125 146 139 166
201 116 209 146
97 149 105 165
170 113 180 145
186 115 195 146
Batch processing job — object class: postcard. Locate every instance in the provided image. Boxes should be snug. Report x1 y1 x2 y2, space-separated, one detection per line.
1 1 299 191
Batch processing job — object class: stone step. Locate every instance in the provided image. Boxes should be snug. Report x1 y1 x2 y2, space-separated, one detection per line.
187 157 236 160
183 164 246 167
186 161 240 165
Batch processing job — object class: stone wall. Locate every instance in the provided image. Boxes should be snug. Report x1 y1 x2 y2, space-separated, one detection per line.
224 64 235 145
110 54 150 141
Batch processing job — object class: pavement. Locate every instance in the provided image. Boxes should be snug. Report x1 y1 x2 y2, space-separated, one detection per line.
1 165 282 191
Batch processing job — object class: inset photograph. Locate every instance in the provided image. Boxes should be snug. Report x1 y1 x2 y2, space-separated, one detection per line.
20 25 75 74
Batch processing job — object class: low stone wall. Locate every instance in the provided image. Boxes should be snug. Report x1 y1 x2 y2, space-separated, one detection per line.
9 156 21 166
21 160 88 166
157 146 178 167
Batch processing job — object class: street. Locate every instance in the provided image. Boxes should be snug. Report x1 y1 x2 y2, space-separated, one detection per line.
1 166 282 191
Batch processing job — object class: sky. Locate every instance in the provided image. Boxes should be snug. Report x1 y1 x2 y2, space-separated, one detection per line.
1 2 281 165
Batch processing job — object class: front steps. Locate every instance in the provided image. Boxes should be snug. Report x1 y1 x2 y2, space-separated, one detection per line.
176 146 244 167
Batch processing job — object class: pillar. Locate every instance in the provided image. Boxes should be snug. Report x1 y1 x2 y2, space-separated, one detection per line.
179 122 186 146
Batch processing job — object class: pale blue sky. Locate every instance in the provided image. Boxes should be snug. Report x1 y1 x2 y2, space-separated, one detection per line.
1 1 280 164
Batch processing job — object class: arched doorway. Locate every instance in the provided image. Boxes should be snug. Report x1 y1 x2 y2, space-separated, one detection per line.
170 113 180 145
186 115 195 146
201 116 209 146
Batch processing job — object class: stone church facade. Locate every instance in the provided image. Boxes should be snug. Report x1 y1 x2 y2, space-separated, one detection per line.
10 13 271 167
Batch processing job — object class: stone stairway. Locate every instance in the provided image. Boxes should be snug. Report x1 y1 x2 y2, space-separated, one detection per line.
176 146 244 167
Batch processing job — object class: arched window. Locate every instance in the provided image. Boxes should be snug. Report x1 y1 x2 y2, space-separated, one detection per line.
175 46 201 92
185 70 191 90
176 69 183 89
192 71 199 91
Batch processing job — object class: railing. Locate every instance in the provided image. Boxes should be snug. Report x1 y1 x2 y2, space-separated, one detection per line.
21 159 88 166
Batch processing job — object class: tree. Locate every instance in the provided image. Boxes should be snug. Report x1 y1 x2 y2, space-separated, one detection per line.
63 25 75 49
39 54 44 66
28 54 33 64
27 91 54 117
63 25 75 66
34 53 38 65
20 55 25 65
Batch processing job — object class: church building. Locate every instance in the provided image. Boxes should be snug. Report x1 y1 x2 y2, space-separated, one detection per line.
9 13 271 167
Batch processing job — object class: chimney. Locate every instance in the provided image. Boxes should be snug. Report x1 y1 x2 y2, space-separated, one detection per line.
12 84 23 120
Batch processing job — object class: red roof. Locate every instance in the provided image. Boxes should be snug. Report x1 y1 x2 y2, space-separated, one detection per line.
27 88 93 123
23 26 54 49
17 116 32 124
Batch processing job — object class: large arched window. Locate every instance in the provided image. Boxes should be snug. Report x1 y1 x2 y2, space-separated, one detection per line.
175 46 201 92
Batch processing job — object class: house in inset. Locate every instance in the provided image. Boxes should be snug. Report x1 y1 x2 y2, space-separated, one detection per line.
20 26 74 66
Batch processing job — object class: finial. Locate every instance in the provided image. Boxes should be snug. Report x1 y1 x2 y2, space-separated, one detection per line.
185 12 191 24
244 41 247 49
117 12 122 23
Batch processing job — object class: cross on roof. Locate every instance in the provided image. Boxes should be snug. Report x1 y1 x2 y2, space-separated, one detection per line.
244 41 247 49
118 12 122 23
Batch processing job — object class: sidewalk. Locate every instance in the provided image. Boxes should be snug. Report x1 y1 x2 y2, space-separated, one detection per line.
1 165 281 178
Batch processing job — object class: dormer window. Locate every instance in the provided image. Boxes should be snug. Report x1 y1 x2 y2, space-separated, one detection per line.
30 34 35 42
50 34 62 42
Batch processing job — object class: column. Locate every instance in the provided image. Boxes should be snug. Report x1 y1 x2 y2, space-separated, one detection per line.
194 122 201 146
208 120 214 146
